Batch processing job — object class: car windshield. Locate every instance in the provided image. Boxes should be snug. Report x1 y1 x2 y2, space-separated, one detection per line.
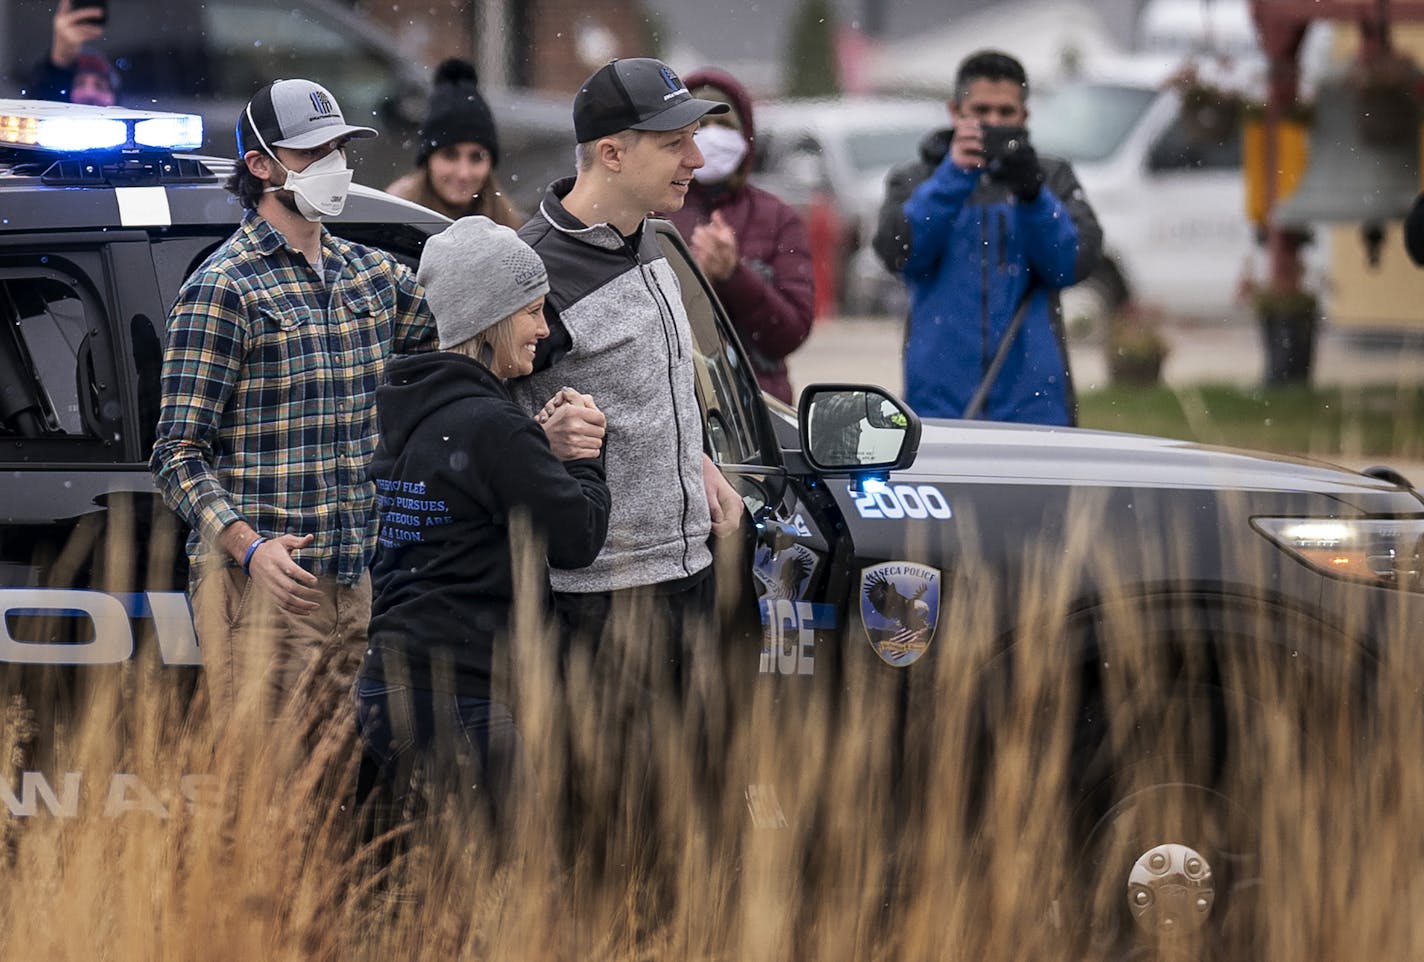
1030 83 1159 163
844 127 935 174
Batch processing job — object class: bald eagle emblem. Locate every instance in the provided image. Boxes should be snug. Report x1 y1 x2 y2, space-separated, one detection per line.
860 562 940 667
752 543 818 601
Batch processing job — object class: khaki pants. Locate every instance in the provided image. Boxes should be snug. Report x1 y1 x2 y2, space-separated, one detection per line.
191 567 371 725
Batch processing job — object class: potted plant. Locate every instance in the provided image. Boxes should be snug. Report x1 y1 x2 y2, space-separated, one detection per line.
1350 50 1422 147
1170 63 1243 147
1105 302 1170 387
1255 287 1319 385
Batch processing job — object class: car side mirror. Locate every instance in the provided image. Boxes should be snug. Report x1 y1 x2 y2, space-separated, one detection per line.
798 384 921 474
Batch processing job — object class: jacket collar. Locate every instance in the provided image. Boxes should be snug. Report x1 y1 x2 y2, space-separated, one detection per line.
240 208 341 261
919 127 954 167
538 177 637 253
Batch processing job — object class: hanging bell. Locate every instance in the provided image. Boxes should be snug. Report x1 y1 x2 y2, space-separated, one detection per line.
1274 74 1419 230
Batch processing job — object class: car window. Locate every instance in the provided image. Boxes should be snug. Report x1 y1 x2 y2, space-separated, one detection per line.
654 231 768 467
843 127 935 174
1030 83 1160 163
1147 116 1242 172
0 266 117 452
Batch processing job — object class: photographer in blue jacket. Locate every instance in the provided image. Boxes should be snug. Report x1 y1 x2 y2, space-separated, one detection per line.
873 49 1102 426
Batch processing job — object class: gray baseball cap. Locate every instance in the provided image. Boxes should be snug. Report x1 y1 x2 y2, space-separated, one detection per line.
573 58 729 142
236 79 378 155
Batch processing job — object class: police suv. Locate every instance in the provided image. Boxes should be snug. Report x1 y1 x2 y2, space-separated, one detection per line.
3 101 1423 953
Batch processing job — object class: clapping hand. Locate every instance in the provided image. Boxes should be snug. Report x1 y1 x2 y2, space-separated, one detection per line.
690 211 739 283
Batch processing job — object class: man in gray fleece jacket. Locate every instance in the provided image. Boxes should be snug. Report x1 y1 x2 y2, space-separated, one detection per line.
510 57 744 661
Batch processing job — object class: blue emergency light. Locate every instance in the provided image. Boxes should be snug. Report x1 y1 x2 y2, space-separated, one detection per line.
0 99 204 152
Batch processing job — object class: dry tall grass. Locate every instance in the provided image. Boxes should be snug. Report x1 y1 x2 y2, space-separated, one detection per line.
3 498 1423 961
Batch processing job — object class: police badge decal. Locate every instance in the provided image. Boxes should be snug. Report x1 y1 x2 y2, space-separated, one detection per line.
859 562 940 667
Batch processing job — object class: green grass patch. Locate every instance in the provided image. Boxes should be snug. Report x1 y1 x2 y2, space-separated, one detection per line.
1078 383 1424 460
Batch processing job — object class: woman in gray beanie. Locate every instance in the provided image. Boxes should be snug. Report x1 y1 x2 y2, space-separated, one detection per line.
386 58 523 229
356 216 609 845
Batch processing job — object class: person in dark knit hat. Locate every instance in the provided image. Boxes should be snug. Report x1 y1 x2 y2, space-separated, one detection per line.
356 215 609 843
386 58 522 228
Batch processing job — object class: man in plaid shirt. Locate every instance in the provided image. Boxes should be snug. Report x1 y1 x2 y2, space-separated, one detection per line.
152 79 435 719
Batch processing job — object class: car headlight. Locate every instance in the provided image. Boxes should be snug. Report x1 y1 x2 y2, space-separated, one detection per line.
1253 517 1424 591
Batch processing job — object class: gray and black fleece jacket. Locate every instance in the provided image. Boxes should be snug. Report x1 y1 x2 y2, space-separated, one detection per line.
511 177 713 594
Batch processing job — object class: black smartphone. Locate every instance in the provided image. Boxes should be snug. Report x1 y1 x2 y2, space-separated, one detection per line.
980 124 1030 164
70 0 108 25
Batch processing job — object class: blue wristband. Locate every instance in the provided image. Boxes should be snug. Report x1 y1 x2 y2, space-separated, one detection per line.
242 536 266 575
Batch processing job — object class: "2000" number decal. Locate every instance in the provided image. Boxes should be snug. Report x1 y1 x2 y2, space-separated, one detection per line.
847 482 952 520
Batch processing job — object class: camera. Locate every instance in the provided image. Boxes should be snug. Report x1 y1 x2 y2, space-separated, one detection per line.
981 124 1030 179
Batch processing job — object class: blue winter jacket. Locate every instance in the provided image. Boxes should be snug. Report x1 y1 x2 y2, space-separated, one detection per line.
873 128 1102 425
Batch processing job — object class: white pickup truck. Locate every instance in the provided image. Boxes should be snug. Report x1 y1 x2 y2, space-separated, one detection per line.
1036 3 1334 330
1031 54 1261 327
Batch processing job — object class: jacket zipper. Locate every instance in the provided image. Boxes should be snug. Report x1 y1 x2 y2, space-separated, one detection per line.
638 260 694 575
979 210 990 378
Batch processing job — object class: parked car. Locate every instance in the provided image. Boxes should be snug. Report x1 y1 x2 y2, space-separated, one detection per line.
0 0 574 209
3 100 1420 957
751 96 946 316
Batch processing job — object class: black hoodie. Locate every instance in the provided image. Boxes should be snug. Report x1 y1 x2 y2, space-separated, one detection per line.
364 351 609 694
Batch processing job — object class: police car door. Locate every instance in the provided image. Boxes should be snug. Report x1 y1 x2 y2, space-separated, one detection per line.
0 232 194 664
652 222 842 691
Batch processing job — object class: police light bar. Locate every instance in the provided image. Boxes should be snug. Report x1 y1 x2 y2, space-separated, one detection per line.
0 99 204 152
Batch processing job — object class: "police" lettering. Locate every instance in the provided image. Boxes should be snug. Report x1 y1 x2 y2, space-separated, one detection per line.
759 599 835 676
0 589 201 666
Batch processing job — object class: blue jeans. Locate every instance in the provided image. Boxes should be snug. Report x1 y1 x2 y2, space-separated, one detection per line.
354 676 527 840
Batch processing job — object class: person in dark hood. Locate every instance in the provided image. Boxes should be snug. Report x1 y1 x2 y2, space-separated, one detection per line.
662 68 815 405
386 58 522 229
29 0 119 106
356 215 610 839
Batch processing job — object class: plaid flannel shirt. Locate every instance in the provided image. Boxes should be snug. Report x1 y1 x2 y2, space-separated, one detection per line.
151 211 435 585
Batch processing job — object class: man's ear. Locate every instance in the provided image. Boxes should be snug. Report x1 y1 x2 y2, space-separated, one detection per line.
243 149 275 181
595 136 624 173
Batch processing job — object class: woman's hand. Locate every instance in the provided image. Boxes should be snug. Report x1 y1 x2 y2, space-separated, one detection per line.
537 387 606 461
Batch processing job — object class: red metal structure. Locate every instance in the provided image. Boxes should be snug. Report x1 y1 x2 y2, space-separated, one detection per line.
1251 0 1424 292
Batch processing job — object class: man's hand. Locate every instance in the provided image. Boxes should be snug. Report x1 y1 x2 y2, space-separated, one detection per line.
690 211 739 283
703 453 744 539
949 117 985 172
247 535 323 614
219 522 321 615
536 387 606 461
991 139 1044 202
50 0 106 69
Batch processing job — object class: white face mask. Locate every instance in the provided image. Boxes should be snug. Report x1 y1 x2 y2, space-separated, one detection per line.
265 148 352 221
693 124 748 185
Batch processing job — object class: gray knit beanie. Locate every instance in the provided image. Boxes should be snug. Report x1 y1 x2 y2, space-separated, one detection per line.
417 215 549 349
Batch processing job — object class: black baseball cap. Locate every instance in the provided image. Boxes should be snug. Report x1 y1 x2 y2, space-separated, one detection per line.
236 79 377 155
573 58 729 143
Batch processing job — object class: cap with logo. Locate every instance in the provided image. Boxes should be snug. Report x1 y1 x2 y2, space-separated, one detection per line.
236 79 378 156
573 58 730 143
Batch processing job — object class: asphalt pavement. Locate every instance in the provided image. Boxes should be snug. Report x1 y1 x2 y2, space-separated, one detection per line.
787 315 1424 398
785 315 1424 478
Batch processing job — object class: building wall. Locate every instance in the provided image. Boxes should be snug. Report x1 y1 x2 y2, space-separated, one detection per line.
355 0 475 68
353 0 650 94
521 0 654 92
1321 23 1424 331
